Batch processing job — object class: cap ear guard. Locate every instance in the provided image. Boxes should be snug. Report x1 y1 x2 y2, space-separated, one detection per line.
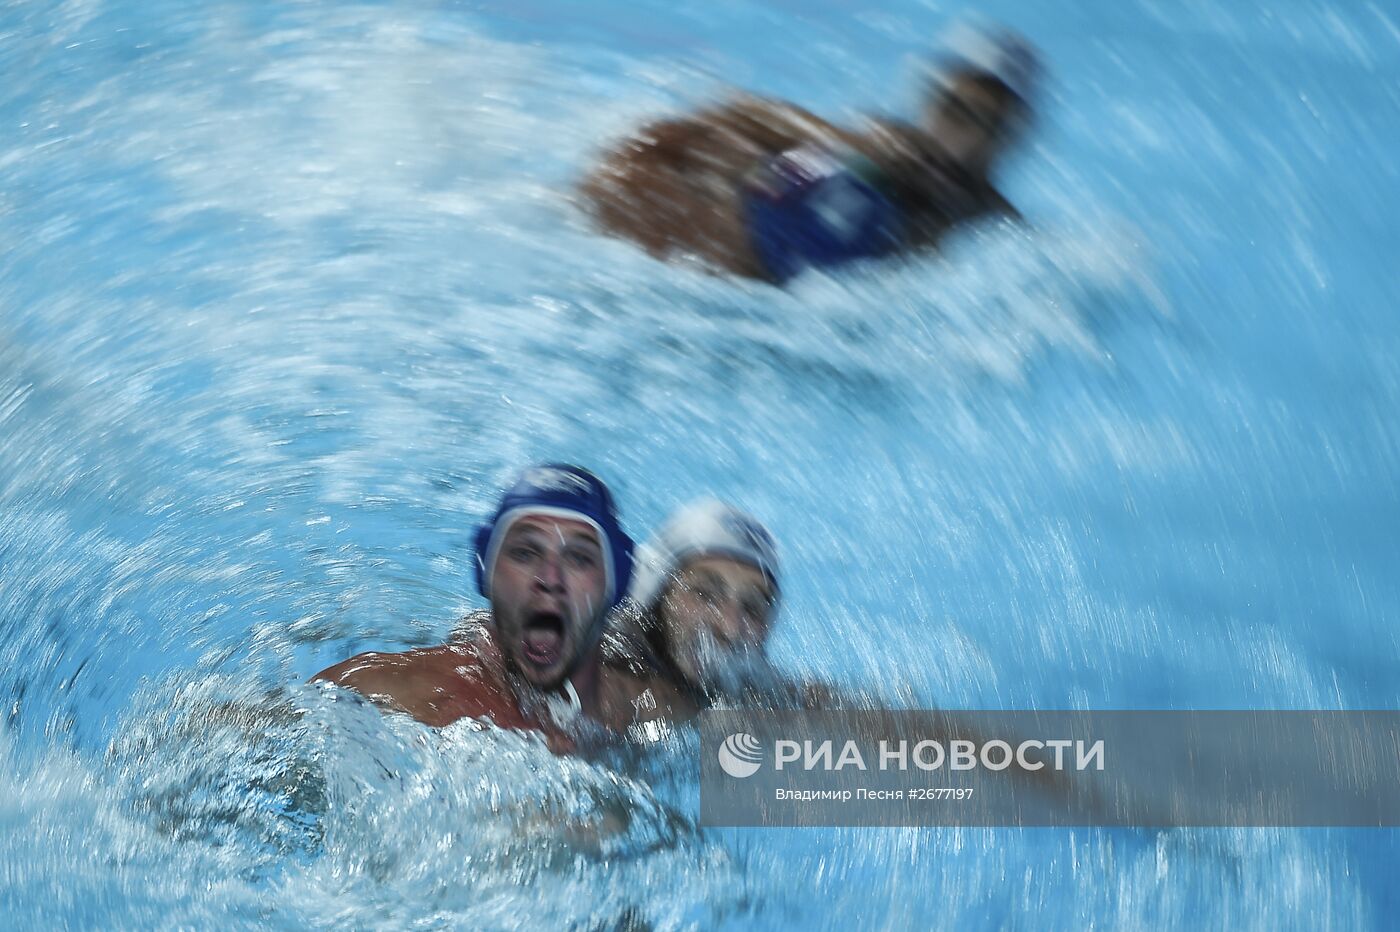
473 523 493 598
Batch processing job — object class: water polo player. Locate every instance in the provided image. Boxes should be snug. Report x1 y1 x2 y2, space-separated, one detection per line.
314 464 634 746
580 22 1040 283
598 499 808 726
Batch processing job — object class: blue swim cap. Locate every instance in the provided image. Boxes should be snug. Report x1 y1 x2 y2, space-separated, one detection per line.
473 464 634 612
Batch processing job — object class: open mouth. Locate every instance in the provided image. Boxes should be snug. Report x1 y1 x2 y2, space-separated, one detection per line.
521 611 566 669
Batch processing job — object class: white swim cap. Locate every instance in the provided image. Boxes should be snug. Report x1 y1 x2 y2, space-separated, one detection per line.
932 19 1040 106
628 499 780 613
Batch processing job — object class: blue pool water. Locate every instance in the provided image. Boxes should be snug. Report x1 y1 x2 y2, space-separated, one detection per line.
1 0 1397 927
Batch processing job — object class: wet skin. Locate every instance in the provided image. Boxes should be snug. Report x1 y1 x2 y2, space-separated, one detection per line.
578 70 1023 279
597 555 784 728
656 555 776 689
312 515 609 741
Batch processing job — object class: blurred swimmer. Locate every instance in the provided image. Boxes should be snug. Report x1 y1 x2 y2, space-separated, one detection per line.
598 499 825 727
579 22 1040 284
314 464 634 747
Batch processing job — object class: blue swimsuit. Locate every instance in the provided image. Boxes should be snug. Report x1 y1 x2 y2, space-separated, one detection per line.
743 146 902 283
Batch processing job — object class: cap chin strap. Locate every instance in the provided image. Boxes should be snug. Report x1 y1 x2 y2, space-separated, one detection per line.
547 608 601 713
544 676 583 727
562 678 582 710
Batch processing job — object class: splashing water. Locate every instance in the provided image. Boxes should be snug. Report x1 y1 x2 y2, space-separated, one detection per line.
1 0 1398 927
